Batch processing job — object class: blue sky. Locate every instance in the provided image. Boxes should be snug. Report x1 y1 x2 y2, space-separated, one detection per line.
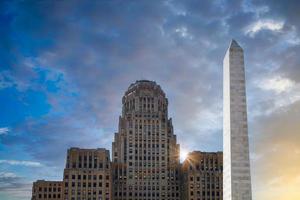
1 0 300 199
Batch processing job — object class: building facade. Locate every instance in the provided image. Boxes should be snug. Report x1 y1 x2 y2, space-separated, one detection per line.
63 148 112 200
182 152 223 200
223 40 252 200
32 180 63 200
31 78 232 200
112 80 181 200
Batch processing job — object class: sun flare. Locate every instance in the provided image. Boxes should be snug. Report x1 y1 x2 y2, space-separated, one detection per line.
180 148 189 162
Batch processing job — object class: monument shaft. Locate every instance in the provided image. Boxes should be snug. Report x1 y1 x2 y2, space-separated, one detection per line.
223 40 252 200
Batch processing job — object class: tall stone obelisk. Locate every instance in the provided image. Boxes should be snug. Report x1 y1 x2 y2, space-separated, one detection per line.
223 40 252 200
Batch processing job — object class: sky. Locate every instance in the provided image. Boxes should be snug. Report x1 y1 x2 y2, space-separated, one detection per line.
0 0 300 199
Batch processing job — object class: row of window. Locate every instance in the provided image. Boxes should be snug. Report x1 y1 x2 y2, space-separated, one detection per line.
65 182 110 188
65 174 110 180
190 190 221 197
134 114 161 118
126 175 178 180
190 176 221 182
37 187 61 192
190 185 221 190
66 162 110 169
115 185 179 190
66 190 110 195
189 165 223 171
114 191 179 197
36 193 61 199
68 197 110 200
128 161 167 167
128 155 167 160
124 96 167 110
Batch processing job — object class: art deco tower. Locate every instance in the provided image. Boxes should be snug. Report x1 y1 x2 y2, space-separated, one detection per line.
223 40 252 200
112 80 180 200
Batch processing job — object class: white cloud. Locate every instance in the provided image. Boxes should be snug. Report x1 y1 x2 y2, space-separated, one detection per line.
0 160 43 167
0 172 18 178
175 26 193 39
273 84 300 110
254 76 300 115
245 19 284 37
0 127 9 135
257 76 295 94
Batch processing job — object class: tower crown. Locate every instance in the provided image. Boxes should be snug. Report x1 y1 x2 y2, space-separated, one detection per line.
124 80 165 97
122 80 168 116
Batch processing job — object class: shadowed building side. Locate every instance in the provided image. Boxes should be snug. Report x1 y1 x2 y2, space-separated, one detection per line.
182 151 223 200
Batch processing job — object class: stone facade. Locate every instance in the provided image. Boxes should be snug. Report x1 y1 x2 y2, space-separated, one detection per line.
63 148 112 200
223 40 252 200
32 180 63 200
182 151 223 200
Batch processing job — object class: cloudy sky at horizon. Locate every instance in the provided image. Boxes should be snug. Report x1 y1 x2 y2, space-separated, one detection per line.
1 0 300 199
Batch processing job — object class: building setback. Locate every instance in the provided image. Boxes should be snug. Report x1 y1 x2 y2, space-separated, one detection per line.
182 151 223 200
223 40 252 200
32 180 63 200
63 148 112 200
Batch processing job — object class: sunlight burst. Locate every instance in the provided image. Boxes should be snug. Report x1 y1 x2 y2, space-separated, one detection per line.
180 148 189 162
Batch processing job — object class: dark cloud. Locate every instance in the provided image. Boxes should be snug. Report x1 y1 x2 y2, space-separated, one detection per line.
275 45 300 83
252 0 300 30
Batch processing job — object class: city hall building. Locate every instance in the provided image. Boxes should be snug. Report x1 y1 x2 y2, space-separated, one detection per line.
32 80 223 200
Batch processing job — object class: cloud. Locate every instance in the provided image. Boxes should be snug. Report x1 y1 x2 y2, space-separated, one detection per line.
0 172 17 179
245 19 284 37
0 172 21 189
251 75 300 116
0 127 9 135
0 172 32 199
0 160 43 167
174 26 193 39
257 76 295 93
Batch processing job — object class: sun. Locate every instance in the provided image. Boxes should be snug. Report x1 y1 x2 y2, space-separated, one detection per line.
180 148 189 162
